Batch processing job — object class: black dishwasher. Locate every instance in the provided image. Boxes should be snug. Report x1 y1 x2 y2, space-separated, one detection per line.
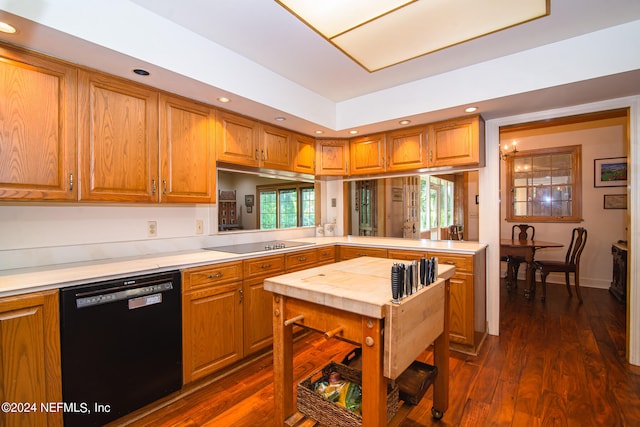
60 271 182 426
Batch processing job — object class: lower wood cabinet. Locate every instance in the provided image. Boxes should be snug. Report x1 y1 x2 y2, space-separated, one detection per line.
388 247 487 355
338 245 388 260
182 262 244 383
0 290 62 427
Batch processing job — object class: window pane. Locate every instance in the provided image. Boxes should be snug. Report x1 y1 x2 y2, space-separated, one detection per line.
279 189 297 228
260 191 277 229
301 187 315 227
531 186 550 216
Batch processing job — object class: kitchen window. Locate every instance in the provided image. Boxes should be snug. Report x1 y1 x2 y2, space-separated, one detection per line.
505 145 582 222
258 184 315 229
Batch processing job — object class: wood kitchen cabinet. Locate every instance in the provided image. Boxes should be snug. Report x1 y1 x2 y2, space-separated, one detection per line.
0 47 77 201
316 245 336 265
285 248 318 272
388 248 487 355
159 94 216 203
242 254 285 355
338 245 388 260
182 262 244 383
260 124 292 170
428 115 485 168
349 133 386 175
316 139 349 176
291 133 316 174
386 125 428 171
0 290 62 427
215 110 260 167
78 70 159 202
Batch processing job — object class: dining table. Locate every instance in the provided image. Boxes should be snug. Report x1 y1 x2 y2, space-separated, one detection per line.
500 239 564 298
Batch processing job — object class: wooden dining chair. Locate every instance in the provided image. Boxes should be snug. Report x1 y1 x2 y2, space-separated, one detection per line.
501 224 535 288
534 227 588 303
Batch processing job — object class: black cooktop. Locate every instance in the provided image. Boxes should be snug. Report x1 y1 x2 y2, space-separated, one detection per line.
204 240 314 254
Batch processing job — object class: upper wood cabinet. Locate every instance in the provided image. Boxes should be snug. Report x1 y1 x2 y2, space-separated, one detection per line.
260 124 291 170
0 47 77 201
159 94 216 203
0 290 63 426
316 139 349 176
349 133 386 175
428 115 485 168
291 133 315 174
78 70 159 202
386 125 428 171
216 111 260 167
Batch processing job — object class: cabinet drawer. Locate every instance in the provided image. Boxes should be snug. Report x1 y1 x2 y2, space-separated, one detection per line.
338 246 388 260
244 254 285 279
387 249 428 261
182 261 243 291
429 252 473 273
285 249 318 272
317 246 336 264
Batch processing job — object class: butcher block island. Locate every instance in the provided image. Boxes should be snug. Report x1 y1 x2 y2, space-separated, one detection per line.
264 257 455 427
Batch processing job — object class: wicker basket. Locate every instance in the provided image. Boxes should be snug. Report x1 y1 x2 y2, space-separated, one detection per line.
297 361 399 427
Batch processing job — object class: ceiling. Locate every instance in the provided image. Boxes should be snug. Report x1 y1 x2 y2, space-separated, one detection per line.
1 0 640 137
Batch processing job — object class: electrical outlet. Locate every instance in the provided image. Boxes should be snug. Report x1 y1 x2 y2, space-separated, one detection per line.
148 221 157 237
195 219 204 235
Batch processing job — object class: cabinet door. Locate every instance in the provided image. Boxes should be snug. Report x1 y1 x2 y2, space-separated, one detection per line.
350 133 386 175
428 115 484 168
160 94 216 203
243 276 277 355
0 48 77 201
387 126 428 171
78 70 158 202
261 124 291 170
316 139 349 176
0 290 62 426
291 133 315 174
216 111 260 167
447 273 474 346
182 283 243 383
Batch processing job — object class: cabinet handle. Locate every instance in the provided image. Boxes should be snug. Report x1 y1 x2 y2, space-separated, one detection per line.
444 261 457 265
238 289 243 304
261 150 266 161
207 272 223 279
429 151 433 162
151 178 157 195
357 253 368 257
255 149 259 160
297 256 307 261
260 263 272 269
162 179 167 195
69 173 73 191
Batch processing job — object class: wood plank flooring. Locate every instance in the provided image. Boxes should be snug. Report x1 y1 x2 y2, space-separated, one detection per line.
112 280 640 426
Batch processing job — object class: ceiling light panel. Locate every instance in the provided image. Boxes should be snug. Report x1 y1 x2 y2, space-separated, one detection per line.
277 0 415 38
277 0 549 72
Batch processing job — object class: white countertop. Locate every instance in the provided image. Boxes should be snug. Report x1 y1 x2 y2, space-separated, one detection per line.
0 236 486 297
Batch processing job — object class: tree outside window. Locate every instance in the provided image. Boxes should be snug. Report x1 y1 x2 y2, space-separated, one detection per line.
258 184 314 229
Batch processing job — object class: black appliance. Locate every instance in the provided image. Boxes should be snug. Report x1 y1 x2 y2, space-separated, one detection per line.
59 271 182 426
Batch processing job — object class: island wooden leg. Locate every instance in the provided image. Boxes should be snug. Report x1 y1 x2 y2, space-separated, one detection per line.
272 294 294 425
432 278 450 419
360 317 386 427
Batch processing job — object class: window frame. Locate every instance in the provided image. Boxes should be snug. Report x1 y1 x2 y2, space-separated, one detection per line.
505 145 582 223
256 182 315 229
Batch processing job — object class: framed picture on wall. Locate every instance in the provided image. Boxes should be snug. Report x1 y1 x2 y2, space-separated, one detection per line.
604 194 627 209
594 157 627 187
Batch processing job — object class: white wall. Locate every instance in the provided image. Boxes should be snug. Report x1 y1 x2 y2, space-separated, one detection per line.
500 117 628 288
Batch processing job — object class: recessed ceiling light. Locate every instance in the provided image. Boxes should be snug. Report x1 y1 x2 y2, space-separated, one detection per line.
465 106 478 113
399 119 411 125
0 22 17 34
349 130 358 135
217 97 230 103
315 130 324 135
132 68 150 76
274 117 286 121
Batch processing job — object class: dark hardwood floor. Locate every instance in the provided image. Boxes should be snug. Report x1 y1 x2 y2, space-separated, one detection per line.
112 279 640 426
